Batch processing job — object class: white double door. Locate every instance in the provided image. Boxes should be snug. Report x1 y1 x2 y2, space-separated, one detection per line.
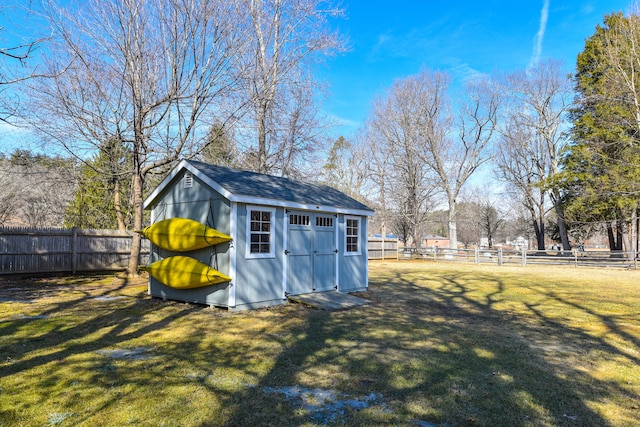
286 210 337 295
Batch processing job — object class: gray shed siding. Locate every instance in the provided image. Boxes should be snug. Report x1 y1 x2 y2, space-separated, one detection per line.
232 204 287 310
147 170 231 307
337 215 369 293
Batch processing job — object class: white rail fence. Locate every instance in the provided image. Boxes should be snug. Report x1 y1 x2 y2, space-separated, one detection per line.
0 227 150 275
398 247 639 269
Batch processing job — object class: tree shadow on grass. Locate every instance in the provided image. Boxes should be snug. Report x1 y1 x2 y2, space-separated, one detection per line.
0 274 217 426
2 267 638 426
0 275 193 394
211 267 636 426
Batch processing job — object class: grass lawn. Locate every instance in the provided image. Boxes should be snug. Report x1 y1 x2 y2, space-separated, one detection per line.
1 261 639 426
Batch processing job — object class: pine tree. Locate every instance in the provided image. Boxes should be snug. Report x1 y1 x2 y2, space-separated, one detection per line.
558 12 640 253
64 139 132 230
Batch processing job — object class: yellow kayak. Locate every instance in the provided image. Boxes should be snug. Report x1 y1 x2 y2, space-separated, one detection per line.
141 256 231 289
139 217 231 252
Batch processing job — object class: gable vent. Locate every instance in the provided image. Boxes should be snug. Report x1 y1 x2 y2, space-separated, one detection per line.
184 172 193 188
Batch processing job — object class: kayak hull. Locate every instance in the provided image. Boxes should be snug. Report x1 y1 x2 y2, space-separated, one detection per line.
139 218 231 252
142 256 231 289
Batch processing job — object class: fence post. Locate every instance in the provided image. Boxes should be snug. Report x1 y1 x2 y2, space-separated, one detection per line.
475 247 479 264
71 227 78 275
573 248 578 267
498 248 503 266
521 247 526 267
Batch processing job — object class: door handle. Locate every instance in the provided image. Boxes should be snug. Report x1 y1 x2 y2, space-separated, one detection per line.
284 249 289 255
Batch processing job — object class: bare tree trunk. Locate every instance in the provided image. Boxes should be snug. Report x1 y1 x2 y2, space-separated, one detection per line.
621 222 632 257
552 189 571 251
526 199 546 251
113 177 126 231
607 222 616 251
127 172 144 276
532 218 545 251
256 101 270 173
448 195 457 249
626 205 639 260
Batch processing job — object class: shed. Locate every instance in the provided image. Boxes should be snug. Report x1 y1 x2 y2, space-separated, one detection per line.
142 159 374 310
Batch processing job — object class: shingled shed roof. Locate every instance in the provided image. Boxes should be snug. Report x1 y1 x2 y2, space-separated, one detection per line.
144 159 374 216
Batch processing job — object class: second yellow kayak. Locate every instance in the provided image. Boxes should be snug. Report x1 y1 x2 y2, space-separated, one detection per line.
141 256 231 289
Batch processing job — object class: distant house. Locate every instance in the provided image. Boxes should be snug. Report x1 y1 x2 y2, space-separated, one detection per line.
142 159 374 310
424 234 449 248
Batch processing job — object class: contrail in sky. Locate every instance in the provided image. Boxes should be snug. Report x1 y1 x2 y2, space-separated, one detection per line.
529 0 550 68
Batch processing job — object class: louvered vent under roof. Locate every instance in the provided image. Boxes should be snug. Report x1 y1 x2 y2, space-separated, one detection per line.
184 172 193 188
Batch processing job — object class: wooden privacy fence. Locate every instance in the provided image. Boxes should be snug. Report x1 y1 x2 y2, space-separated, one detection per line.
368 237 398 260
0 227 150 275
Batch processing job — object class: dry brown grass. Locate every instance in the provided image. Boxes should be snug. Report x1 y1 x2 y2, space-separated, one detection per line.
1 262 639 426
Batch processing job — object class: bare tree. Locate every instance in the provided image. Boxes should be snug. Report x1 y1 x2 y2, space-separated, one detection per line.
496 60 572 251
322 136 369 201
240 0 345 175
0 157 19 225
496 118 546 250
0 152 77 227
360 129 396 242
364 72 440 245
456 185 506 248
408 71 499 250
242 71 330 178
0 37 40 83
474 190 506 249
0 5 44 84
1 4 50 123
14 0 249 275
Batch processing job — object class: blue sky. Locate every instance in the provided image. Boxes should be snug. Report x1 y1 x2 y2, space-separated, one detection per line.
0 1 633 153
319 0 633 137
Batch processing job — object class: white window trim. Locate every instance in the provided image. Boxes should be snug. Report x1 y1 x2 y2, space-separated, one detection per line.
246 206 276 259
344 215 361 256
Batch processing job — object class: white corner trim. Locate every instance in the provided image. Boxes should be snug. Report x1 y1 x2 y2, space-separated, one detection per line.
228 202 238 308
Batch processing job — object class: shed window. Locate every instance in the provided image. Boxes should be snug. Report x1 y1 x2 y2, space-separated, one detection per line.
316 216 334 228
345 216 360 255
247 207 275 258
289 214 310 226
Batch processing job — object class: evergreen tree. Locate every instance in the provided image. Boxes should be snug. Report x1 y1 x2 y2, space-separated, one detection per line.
64 139 132 230
200 123 236 167
558 12 640 253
